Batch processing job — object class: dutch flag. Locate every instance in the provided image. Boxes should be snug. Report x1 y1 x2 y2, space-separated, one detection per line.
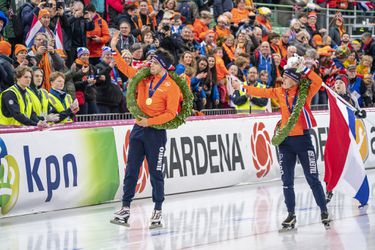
324 88 369 207
55 18 64 50
25 14 43 48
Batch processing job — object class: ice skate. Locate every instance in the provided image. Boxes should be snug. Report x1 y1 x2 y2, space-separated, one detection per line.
110 207 130 227
279 212 297 233
149 210 163 229
321 212 331 230
326 191 333 204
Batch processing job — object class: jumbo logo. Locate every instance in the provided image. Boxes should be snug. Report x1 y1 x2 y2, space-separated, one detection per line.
355 120 368 162
123 130 149 193
0 138 20 215
250 122 273 178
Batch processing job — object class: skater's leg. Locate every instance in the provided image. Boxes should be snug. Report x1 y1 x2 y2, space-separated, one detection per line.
122 125 146 208
297 134 327 213
144 128 167 211
278 138 297 213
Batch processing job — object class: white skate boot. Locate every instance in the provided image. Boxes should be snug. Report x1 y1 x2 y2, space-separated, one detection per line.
110 207 130 227
149 209 163 229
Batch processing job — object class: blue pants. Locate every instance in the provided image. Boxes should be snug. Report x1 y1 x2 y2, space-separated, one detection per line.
278 132 327 213
122 124 167 210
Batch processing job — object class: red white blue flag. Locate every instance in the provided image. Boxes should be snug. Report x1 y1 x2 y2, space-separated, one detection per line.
324 89 369 207
55 18 64 50
25 14 42 48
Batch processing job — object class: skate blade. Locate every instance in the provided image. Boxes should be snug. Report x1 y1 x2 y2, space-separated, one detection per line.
110 219 130 227
278 227 297 233
149 223 163 229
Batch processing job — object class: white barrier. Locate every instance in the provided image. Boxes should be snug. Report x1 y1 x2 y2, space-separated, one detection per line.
1 110 375 218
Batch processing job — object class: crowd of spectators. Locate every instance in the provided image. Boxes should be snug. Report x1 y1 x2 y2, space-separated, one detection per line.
0 0 374 126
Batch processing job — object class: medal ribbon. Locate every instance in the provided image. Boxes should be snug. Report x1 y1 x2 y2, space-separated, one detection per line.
149 73 167 98
285 90 298 114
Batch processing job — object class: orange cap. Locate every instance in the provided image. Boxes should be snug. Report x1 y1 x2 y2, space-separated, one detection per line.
38 9 50 19
14 44 28 56
0 41 11 56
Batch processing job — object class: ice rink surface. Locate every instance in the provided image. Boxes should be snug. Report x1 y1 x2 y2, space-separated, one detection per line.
1 170 374 250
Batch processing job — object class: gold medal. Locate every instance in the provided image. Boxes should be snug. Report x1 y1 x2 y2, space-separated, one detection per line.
146 98 153 105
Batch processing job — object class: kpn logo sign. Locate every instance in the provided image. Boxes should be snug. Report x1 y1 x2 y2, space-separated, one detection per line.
0 138 20 215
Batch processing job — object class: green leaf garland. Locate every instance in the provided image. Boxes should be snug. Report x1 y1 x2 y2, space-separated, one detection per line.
271 78 310 146
126 67 194 130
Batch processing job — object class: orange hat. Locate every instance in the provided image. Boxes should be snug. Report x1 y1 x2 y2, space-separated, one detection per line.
38 9 50 19
0 41 11 56
199 30 216 41
308 11 317 18
14 44 27 56
312 34 323 46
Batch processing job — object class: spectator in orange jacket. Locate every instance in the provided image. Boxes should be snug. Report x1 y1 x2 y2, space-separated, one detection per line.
193 11 212 42
231 0 250 26
214 47 229 82
85 4 111 65
215 15 231 41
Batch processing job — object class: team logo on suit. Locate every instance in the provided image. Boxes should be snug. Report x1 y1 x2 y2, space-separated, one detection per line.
250 122 273 178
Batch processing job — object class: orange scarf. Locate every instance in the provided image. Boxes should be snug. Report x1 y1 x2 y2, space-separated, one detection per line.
75 58 90 67
222 43 235 61
137 13 156 30
33 46 52 91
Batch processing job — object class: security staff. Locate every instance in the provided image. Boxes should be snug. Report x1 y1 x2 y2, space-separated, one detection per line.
0 66 47 127
110 31 181 228
48 72 79 123
27 67 49 116
243 58 329 230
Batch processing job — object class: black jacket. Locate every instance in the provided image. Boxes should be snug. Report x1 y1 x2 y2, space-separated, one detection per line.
95 61 123 106
68 15 95 48
1 84 41 125
0 55 15 92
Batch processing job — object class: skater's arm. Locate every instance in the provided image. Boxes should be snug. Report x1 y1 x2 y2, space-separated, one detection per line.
304 68 323 101
110 32 137 78
242 85 278 99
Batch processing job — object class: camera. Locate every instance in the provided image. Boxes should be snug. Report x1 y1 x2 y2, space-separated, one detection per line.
42 40 48 48
56 1 64 9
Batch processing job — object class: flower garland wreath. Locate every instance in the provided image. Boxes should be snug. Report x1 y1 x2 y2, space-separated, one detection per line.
271 78 311 146
126 67 194 130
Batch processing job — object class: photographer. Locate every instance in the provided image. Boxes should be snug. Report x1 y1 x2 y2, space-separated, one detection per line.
20 0 46 40
69 47 98 114
95 46 123 113
68 1 95 67
156 21 184 64
29 32 65 90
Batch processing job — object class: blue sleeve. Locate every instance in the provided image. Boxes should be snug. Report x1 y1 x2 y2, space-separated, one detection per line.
200 89 206 98
212 85 219 101
175 64 186 75
191 77 200 91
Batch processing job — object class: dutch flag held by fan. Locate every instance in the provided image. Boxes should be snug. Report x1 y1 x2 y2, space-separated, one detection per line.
324 87 369 207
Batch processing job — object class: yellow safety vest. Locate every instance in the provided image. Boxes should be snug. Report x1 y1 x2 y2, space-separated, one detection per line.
27 88 49 116
235 89 251 112
0 85 33 126
250 82 267 112
48 92 73 123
